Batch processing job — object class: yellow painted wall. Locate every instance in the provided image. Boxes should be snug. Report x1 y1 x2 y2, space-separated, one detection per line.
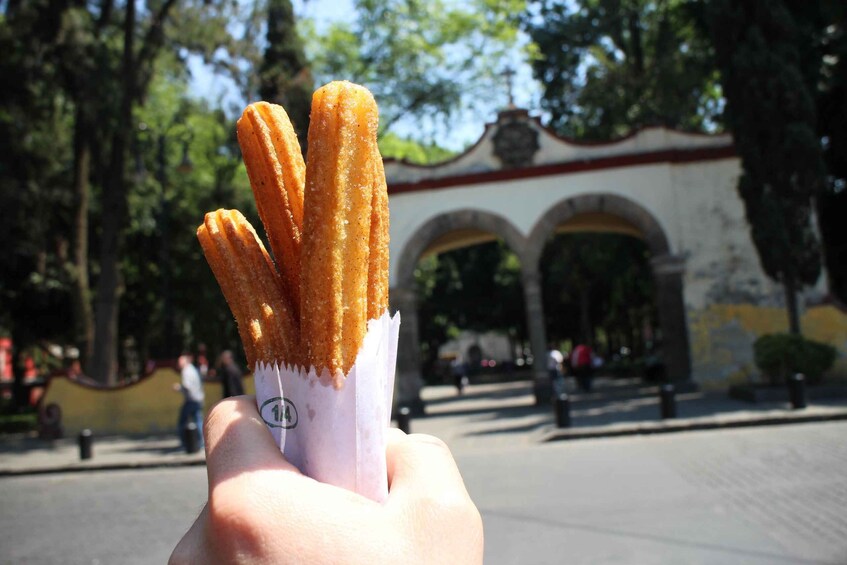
689 304 847 388
41 369 255 437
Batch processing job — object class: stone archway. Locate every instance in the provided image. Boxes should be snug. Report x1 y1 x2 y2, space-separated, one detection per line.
392 210 535 412
526 193 692 383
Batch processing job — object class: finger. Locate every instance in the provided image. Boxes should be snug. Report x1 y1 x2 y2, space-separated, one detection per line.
385 429 470 502
204 396 300 490
168 505 210 565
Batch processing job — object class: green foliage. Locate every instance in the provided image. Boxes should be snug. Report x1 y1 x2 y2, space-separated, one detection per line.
122 71 255 363
0 0 77 346
0 0 266 379
378 132 456 164
303 0 525 137
541 233 657 354
415 241 526 377
259 0 313 141
704 0 825 331
753 333 837 385
525 0 723 139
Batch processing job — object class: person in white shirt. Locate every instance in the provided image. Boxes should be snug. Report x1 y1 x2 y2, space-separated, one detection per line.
546 343 565 396
176 353 205 448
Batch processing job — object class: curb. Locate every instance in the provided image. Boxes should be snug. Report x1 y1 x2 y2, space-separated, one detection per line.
540 409 847 442
0 456 206 478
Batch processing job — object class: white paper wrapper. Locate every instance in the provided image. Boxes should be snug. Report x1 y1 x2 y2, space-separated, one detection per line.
253 310 400 502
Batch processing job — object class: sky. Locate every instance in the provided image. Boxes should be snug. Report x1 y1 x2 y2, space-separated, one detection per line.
187 0 543 152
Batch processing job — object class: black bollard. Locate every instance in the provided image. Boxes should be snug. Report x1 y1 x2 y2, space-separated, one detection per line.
397 406 411 434
455 374 466 395
788 373 807 410
79 429 93 460
660 384 677 419
555 393 571 428
183 422 201 454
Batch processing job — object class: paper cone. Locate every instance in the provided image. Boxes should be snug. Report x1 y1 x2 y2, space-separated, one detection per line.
253 311 400 502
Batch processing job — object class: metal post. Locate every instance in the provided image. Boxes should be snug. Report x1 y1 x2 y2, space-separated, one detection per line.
555 393 571 428
397 406 411 434
660 384 677 419
183 421 200 454
455 374 467 395
79 429 93 460
788 373 807 410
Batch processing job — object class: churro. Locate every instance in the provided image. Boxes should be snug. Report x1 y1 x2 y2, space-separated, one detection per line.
237 102 305 320
198 81 389 378
367 157 390 321
197 209 300 368
301 81 381 377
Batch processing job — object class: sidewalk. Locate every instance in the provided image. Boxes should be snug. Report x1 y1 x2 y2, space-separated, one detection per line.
2 377 846 474
411 378 847 452
0 434 204 476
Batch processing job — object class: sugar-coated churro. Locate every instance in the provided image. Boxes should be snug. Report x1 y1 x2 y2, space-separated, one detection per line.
237 102 305 320
367 156 390 321
197 209 300 368
199 81 389 378
301 81 380 378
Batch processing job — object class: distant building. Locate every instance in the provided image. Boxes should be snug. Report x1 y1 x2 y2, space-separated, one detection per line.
385 108 846 409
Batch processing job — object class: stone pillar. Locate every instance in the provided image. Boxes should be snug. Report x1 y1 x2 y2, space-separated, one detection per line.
651 254 692 384
521 267 551 405
390 286 425 414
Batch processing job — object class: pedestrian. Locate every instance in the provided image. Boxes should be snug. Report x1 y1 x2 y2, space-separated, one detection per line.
174 352 205 448
218 350 245 398
572 342 594 392
546 343 565 396
196 343 209 378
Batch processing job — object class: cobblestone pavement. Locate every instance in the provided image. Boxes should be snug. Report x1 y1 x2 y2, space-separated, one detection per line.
458 422 847 565
1 421 845 564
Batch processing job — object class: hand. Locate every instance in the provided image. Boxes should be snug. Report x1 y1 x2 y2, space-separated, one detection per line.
170 396 483 565
172 383 181 393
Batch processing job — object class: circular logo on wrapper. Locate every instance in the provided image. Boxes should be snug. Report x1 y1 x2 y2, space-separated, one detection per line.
260 397 298 429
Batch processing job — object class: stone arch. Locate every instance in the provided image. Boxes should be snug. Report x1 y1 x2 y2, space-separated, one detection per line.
525 192 692 382
395 209 529 289
391 210 535 413
525 192 671 269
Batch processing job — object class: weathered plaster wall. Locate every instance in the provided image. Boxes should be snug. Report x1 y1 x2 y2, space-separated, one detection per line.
388 162 680 285
689 304 847 387
386 118 843 387
41 370 255 436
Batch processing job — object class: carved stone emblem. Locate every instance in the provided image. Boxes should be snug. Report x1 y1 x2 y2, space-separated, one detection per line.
492 120 540 169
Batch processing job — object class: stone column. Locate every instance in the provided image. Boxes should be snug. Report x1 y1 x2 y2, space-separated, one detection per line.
521 267 551 405
389 286 425 414
651 254 692 384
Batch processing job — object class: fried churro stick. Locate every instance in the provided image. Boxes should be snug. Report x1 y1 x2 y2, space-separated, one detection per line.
197 209 300 368
301 81 380 377
237 102 305 320
367 156 390 320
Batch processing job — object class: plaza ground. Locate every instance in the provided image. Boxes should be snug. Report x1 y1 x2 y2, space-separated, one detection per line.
1 380 846 563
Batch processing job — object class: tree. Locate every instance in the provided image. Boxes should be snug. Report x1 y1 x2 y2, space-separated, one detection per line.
524 0 723 139
304 0 525 138
415 241 526 379
541 233 656 356
703 0 825 334
378 132 456 164
258 0 313 145
1 1 259 384
801 1 847 303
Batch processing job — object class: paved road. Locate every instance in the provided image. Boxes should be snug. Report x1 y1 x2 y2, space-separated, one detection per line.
1 422 846 564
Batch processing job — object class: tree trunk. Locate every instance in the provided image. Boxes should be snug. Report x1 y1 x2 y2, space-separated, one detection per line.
71 107 93 368
784 276 801 335
89 0 135 384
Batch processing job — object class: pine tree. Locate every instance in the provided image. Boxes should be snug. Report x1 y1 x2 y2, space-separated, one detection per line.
258 0 313 147
705 0 825 334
